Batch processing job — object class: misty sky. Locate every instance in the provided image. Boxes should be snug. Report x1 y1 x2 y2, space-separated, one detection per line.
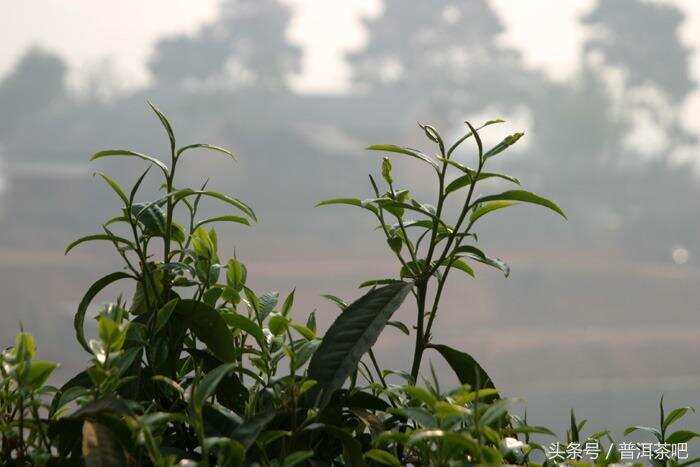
4 1 700 95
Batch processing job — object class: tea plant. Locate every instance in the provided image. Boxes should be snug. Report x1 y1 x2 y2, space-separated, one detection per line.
0 104 696 466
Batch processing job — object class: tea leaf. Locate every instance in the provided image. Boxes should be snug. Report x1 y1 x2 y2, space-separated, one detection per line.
194 215 250 230
147 100 175 152
177 143 236 161
90 149 168 175
65 234 133 255
473 190 566 219
175 299 237 362
308 282 411 407
74 272 133 352
469 200 518 223
367 144 439 170
95 172 129 205
365 449 401 467
663 407 694 432
445 171 520 195
316 197 362 208
192 362 237 410
429 344 496 391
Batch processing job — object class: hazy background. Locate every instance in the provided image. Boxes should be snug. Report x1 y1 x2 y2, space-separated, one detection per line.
2 0 699 437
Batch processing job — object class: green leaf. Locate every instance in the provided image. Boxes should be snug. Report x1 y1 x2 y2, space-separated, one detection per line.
147 100 175 151
445 172 520 195
25 360 58 388
74 272 133 353
469 200 518 223
281 289 295 316
483 132 524 159
283 450 314 467
667 430 700 444
367 144 439 170
174 190 256 222
95 172 129 205
444 258 475 278
82 420 126 467
230 411 276 449
174 300 236 362
307 282 412 406
321 293 348 310
155 298 179 333
65 234 133 255
453 245 510 277
390 407 437 427
472 190 566 219
177 143 236 160
387 320 409 335
194 215 250 230
192 362 237 410
359 278 403 288
90 149 168 175
663 407 694 432
365 449 401 467
222 312 265 346
429 344 496 391
290 323 315 340
268 313 290 336
316 198 362 208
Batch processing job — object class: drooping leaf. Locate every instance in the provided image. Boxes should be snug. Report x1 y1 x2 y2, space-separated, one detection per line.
192 362 237 410
74 272 133 353
177 143 236 160
174 300 236 362
445 172 520 195
358 278 403 288
453 245 510 277
443 258 475 278
472 190 566 219
469 200 518 223
366 144 439 170
222 312 265 346
387 320 410 335
316 198 362 208
90 150 168 175
194 215 250 230
174 190 256 222
429 344 496 391
308 282 412 406
65 234 133 255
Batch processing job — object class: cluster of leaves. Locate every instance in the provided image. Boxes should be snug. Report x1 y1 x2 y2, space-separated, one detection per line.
1 104 696 466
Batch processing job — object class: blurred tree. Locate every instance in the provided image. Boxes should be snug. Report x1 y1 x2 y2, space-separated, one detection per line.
347 0 532 122
148 0 300 92
0 47 67 136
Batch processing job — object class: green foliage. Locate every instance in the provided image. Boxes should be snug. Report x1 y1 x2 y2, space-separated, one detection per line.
2 108 696 466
